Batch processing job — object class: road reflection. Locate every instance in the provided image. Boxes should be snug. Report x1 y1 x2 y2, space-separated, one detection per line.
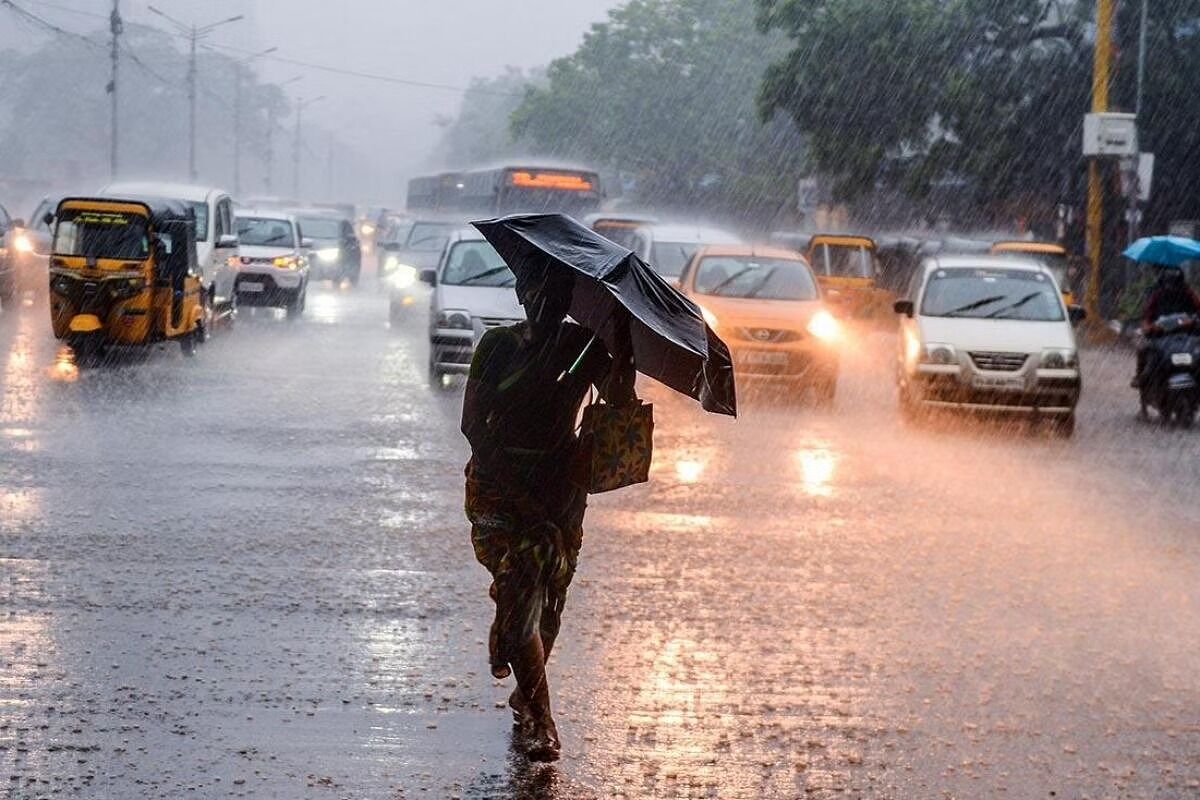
795 444 839 497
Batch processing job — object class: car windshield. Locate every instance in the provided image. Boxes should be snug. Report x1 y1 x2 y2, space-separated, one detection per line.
994 251 1069 290
379 219 414 244
651 241 699 278
237 217 295 247
441 240 515 287
921 267 1065 321
407 222 455 251
693 256 818 301
53 208 149 260
298 217 341 239
813 244 874 278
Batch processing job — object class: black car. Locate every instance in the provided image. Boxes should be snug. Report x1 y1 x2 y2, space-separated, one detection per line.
294 211 361 285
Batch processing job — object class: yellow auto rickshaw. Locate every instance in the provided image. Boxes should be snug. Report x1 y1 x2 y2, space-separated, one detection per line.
990 241 1078 306
48 197 208 363
805 234 894 321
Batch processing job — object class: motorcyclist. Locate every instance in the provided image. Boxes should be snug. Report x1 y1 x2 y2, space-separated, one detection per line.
1134 265 1200 387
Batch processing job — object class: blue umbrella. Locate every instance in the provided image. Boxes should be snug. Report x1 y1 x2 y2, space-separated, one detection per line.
1123 236 1200 266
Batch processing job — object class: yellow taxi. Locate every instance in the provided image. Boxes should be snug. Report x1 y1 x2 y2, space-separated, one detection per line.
805 233 894 321
990 241 1078 306
679 245 841 404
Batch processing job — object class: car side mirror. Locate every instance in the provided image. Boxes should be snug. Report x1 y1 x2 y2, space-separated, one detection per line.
1068 305 1087 325
12 218 25 229
216 234 239 249
300 238 314 249
894 299 914 318
420 268 437 286
42 212 55 227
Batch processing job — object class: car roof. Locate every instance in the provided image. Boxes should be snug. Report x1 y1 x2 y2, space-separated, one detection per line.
640 223 743 243
236 209 296 223
694 244 808 261
102 181 225 202
926 254 1049 273
448 227 485 244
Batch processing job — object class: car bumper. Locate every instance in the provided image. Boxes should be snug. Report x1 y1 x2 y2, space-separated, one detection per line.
910 365 1081 414
430 329 474 374
729 344 838 380
235 270 304 306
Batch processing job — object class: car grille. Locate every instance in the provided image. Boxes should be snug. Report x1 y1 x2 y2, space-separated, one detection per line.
970 351 1028 372
733 327 804 344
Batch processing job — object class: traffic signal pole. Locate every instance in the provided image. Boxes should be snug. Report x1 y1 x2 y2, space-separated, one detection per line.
1085 0 1114 329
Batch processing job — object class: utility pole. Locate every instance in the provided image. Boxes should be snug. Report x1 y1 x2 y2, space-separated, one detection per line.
291 95 324 199
264 77 301 195
107 0 122 178
1136 0 1148 116
1085 0 1115 328
232 47 278 196
148 6 243 183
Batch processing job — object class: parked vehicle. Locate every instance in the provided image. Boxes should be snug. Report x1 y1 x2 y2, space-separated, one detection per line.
294 210 361 285
48 196 208 363
102 181 239 312
894 255 1085 436
678 245 841 404
421 229 522 386
231 210 310 319
1137 313 1200 427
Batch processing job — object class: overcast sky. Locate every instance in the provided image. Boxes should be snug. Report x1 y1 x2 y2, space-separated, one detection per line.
3 0 622 198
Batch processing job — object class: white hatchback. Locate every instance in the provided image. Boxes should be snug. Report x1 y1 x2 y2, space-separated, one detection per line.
231 210 310 318
894 255 1085 436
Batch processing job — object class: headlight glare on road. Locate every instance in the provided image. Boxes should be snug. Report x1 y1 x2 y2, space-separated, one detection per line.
1039 348 1078 370
14 233 34 253
436 309 472 330
921 342 958 365
316 247 340 264
807 309 841 343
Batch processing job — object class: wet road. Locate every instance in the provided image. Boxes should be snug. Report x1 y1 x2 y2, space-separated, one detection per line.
1 286 1199 799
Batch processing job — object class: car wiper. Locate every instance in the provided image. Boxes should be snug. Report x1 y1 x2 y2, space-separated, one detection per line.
986 292 1042 319
460 266 513 285
709 267 756 294
256 233 291 244
741 266 778 298
943 295 1005 316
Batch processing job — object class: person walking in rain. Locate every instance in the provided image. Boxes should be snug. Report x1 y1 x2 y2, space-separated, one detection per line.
461 265 635 762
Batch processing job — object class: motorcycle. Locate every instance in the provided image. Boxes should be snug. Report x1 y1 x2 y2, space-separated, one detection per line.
1138 313 1200 427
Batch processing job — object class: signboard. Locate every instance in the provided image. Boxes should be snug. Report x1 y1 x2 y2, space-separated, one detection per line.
1082 112 1138 157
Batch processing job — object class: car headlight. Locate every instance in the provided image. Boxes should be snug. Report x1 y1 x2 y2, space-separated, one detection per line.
920 342 958 365
273 255 301 270
1039 348 1078 370
806 309 841 343
13 233 34 253
436 309 472 331
360 223 375 236
388 264 417 290
316 247 340 263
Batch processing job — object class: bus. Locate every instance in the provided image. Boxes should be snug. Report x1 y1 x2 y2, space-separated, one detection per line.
406 164 605 217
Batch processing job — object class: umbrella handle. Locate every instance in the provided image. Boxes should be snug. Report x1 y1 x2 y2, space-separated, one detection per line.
558 332 599 383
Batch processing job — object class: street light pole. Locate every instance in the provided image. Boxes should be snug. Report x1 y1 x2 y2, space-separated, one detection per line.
1085 0 1115 328
147 6 244 183
1136 0 1149 117
232 47 278 196
107 0 122 178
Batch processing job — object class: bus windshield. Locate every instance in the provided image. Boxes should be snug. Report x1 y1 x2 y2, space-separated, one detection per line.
53 208 149 260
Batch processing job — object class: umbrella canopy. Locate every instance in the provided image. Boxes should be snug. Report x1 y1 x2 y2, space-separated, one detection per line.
1123 236 1200 266
472 213 736 416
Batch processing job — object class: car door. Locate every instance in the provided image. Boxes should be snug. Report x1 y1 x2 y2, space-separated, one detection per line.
211 195 238 302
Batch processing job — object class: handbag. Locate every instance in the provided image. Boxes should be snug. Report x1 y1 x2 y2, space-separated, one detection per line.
579 399 654 494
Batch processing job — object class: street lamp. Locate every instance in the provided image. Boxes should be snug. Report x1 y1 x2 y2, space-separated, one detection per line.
232 46 278 196
292 95 325 199
265 76 302 195
147 5 244 182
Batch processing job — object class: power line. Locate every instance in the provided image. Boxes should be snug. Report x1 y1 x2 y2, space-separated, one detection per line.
0 0 105 48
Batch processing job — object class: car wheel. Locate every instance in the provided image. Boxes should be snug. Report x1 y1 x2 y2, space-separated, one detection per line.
1052 412 1076 439
1176 397 1196 429
898 382 921 424
286 289 305 320
180 326 200 357
428 356 450 390
812 375 837 408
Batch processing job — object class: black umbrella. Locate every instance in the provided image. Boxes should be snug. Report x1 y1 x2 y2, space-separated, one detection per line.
472 213 736 416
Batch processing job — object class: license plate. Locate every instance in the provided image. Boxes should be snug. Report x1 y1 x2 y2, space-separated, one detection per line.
742 351 788 366
973 375 1025 392
1171 352 1194 366
240 282 264 293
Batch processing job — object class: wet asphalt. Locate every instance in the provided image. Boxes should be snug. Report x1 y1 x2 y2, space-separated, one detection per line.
1 284 1198 799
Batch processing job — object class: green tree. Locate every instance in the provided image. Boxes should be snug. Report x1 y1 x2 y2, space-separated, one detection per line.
511 0 806 226
430 67 544 168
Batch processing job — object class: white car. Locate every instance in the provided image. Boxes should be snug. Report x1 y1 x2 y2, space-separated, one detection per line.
421 229 523 386
629 223 743 284
102 181 239 310
231 210 310 318
894 255 1084 436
